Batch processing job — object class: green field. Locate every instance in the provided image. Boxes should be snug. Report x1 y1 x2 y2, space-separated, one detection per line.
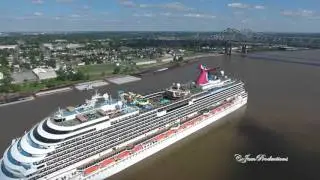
3 53 214 94
77 64 115 78
17 80 79 93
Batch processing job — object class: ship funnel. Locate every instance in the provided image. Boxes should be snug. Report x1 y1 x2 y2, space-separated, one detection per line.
196 64 209 85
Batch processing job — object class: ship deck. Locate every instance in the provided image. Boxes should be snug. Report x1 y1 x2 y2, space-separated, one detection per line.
50 79 238 127
51 105 139 127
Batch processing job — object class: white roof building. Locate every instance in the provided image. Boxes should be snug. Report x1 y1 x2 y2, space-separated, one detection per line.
0 45 17 49
43 43 53 50
0 72 3 80
135 60 157 66
32 67 57 80
66 43 84 49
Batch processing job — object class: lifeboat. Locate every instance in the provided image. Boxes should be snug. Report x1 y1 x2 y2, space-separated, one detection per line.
132 145 143 153
84 165 99 176
100 158 115 168
116 151 130 160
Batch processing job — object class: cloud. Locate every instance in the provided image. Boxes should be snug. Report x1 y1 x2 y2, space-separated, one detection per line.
281 9 316 18
254 5 265 10
228 3 265 10
56 0 73 3
139 4 151 8
228 3 249 9
14 16 33 20
70 14 81 18
161 2 193 11
133 13 154 17
100 12 109 16
119 0 136 7
281 11 295 16
33 12 43 16
160 12 172 17
184 13 216 19
83 5 90 10
233 11 244 16
135 2 193 11
241 18 250 24
32 0 44 4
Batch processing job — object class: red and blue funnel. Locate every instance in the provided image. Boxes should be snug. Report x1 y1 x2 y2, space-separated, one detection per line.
196 64 218 85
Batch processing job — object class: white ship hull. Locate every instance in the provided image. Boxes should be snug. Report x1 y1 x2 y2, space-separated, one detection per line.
74 97 247 180
0 67 248 180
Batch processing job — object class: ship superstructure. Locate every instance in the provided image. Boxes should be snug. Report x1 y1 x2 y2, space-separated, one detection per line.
0 64 248 180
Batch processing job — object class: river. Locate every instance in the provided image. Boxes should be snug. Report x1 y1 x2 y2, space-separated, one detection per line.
1 50 319 180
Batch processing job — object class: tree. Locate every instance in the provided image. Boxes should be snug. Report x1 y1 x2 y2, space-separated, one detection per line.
0 56 9 67
20 62 31 70
113 66 121 74
46 59 56 68
83 58 91 65
45 79 56 88
0 67 13 93
30 56 39 68
56 68 67 81
123 66 130 73
177 56 183 62
71 71 85 81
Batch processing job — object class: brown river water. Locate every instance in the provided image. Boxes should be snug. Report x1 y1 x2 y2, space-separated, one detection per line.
0 50 320 180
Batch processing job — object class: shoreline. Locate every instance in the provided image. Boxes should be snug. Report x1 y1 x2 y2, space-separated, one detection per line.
0 53 223 107
35 87 73 97
74 80 109 91
135 53 223 76
0 96 35 107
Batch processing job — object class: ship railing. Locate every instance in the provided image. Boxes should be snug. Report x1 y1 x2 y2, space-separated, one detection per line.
47 100 240 178
99 100 239 167
84 98 241 179
143 91 165 98
84 125 191 179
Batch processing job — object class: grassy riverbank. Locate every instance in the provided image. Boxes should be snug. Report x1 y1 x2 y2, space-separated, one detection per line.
1 53 222 95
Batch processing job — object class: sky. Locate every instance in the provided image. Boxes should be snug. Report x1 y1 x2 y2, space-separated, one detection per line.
0 0 320 32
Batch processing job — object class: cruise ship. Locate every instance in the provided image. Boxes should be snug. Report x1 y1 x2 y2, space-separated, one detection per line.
0 64 248 180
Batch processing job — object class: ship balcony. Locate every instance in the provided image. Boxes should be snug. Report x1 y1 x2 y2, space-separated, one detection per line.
0 160 23 180
2 147 28 175
20 134 53 156
10 140 45 164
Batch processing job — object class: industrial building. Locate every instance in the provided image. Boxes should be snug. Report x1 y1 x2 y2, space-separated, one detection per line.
32 67 57 80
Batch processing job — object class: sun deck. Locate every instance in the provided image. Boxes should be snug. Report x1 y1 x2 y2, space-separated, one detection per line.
61 99 116 117
51 105 139 127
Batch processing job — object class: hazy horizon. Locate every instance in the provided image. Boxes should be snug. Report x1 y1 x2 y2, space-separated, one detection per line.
0 0 320 32
1 30 320 34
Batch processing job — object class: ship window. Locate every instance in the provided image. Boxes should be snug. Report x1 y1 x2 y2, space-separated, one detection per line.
1 162 19 178
43 121 70 134
37 165 45 169
7 148 31 169
33 128 61 143
17 140 33 157
27 133 47 149
7 147 21 166
63 129 94 141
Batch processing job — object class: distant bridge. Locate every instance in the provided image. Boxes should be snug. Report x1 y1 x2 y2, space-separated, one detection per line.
213 28 272 55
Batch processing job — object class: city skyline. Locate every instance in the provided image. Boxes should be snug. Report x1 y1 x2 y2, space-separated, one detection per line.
0 0 320 32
